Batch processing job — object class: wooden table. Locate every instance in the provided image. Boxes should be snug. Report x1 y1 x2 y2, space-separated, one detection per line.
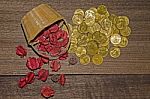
0 0 150 98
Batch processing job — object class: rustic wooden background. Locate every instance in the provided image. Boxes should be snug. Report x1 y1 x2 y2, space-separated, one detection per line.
0 0 150 98
0 0 150 75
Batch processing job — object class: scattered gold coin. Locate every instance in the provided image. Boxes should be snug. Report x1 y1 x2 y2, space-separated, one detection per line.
98 46 109 57
101 38 109 47
119 36 128 47
111 24 119 34
93 22 101 32
116 16 129 30
110 47 120 58
93 31 107 45
108 14 117 24
90 7 97 13
71 28 80 38
87 33 93 42
68 44 77 53
87 26 94 34
77 34 88 46
75 46 86 57
85 10 95 26
72 14 83 25
92 54 103 65
110 34 121 45
86 41 98 55
74 9 84 16
97 5 107 15
78 22 88 33
70 37 78 44
120 26 131 36
80 54 90 65
100 18 112 31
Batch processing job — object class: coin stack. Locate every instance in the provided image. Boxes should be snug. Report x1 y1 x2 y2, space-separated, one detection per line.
68 5 131 65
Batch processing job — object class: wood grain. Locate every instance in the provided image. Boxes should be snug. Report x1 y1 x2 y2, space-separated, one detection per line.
0 75 150 99
0 0 150 75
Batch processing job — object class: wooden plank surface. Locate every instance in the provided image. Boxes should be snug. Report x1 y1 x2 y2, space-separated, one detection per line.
0 75 150 99
0 0 150 75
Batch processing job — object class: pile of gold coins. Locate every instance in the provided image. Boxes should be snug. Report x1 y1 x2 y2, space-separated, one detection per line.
68 5 131 65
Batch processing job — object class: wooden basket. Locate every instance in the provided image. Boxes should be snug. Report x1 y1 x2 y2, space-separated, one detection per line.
21 4 70 60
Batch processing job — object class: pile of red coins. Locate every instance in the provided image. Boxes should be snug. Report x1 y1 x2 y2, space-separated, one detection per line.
16 23 69 98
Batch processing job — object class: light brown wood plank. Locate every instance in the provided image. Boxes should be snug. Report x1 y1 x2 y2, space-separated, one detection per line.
0 75 150 99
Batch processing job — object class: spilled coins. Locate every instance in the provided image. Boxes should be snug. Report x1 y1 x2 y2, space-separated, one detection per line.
69 5 131 65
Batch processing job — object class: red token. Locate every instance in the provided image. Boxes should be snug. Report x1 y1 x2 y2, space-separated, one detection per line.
37 58 44 67
49 24 59 33
25 72 35 84
38 69 49 82
42 30 50 38
59 52 68 60
37 44 47 52
26 57 41 71
58 74 66 86
41 86 55 98
38 35 49 45
40 57 49 64
49 47 61 57
18 77 27 88
44 44 53 53
50 60 61 72
49 33 57 45
16 45 27 58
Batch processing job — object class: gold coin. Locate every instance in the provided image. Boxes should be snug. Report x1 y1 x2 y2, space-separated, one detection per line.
75 46 86 57
101 38 110 47
77 34 88 46
89 7 97 13
72 25 78 30
78 22 88 33
100 18 112 31
87 26 94 34
85 9 95 17
80 54 90 65
116 16 129 30
119 36 128 47
104 11 110 17
104 44 110 49
93 22 101 32
95 12 101 22
87 33 93 42
86 41 98 55
68 44 77 53
108 14 117 24
71 37 78 44
98 46 109 57
85 10 95 26
93 31 107 44
68 24 73 33
74 9 84 16
110 47 120 58
100 28 110 37
97 5 107 15
110 34 121 45
120 26 131 36
71 28 80 38
72 14 83 25
111 24 119 34
121 16 129 25
92 54 103 65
